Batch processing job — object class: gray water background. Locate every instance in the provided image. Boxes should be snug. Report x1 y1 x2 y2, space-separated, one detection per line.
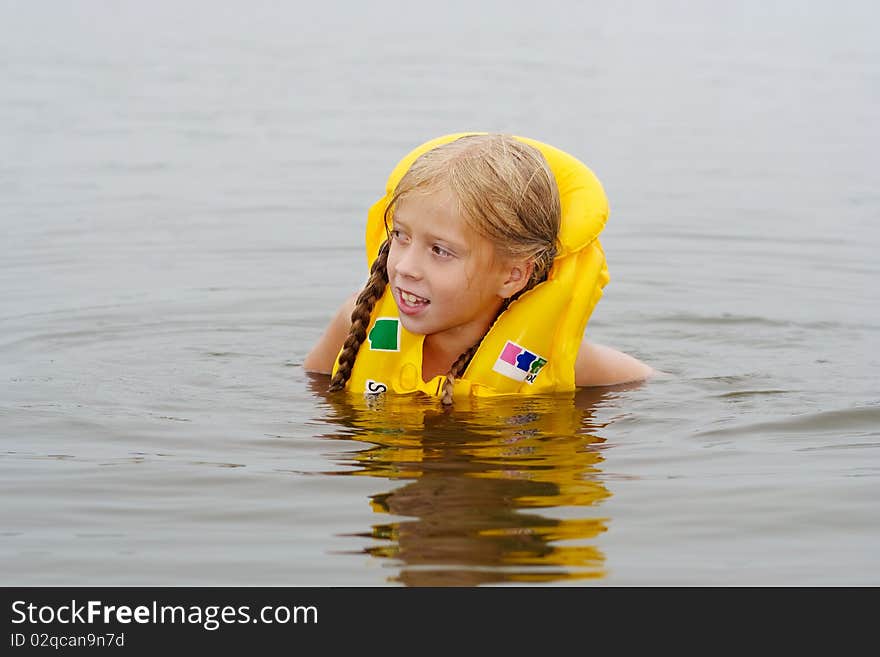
1 0 878 585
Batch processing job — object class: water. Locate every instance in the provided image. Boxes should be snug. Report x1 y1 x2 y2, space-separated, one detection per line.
1 0 878 586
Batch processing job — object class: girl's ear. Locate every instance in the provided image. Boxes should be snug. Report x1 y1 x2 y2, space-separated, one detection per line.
497 259 534 299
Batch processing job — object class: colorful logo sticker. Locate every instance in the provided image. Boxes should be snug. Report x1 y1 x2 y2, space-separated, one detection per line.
368 317 400 351
492 341 548 384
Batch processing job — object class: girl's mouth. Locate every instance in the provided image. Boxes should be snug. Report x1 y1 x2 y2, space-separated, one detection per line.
396 287 430 316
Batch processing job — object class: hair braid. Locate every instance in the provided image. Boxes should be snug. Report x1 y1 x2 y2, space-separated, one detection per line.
440 261 554 406
328 239 391 392
439 341 481 406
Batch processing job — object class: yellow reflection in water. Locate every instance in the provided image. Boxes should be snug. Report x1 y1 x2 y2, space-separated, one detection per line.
310 377 630 586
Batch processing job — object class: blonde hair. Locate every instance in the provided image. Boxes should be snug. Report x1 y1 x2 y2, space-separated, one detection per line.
329 134 561 405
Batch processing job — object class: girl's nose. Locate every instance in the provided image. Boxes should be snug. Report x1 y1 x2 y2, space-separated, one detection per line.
394 247 423 280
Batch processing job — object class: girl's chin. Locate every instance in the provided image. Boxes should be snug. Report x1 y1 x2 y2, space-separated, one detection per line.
397 314 430 335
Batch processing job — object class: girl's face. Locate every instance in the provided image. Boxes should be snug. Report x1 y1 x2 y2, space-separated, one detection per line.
387 186 515 350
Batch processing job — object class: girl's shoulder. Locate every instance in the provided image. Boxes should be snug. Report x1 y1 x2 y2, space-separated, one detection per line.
303 292 358 374
574 341 656 388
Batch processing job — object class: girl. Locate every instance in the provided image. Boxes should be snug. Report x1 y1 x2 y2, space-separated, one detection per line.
304 133 654 404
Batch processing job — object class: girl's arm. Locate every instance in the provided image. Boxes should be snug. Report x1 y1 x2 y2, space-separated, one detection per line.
574 340 655 387
303 293 357 374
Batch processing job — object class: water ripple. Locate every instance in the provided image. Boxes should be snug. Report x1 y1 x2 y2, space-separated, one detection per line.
695 404 880 438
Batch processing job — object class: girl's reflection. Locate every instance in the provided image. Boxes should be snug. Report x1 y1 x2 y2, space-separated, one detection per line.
309 376 634 586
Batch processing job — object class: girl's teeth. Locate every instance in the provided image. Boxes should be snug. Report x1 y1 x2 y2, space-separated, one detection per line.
402 291 426 304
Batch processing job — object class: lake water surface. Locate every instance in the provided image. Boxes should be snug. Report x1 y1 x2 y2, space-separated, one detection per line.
2 0 878 585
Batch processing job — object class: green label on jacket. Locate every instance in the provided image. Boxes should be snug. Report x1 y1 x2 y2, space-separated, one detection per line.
368 317 400 351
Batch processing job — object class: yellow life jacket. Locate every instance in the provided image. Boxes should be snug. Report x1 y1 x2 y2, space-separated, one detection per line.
332 132 610 398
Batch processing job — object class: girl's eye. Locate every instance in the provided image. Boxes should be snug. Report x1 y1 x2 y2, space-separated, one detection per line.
390 229 407 242
432 245 452 258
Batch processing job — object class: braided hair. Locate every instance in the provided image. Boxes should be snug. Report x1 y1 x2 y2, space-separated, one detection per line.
327 239 391 392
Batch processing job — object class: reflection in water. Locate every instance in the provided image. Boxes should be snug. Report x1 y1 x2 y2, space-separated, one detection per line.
309 376 630 586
